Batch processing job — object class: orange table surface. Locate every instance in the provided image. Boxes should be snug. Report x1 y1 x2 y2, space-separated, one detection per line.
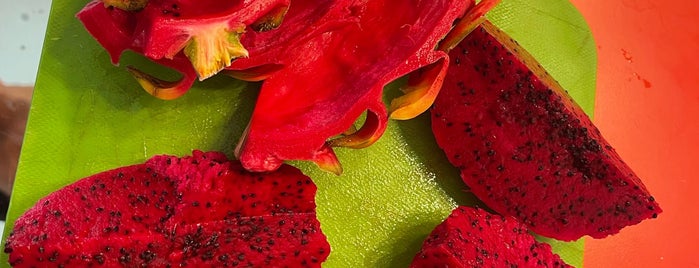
569 0 699 267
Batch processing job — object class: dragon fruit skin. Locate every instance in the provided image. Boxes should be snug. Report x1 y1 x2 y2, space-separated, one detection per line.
226 0 356 75
4 151 329 267
231 0 473 173
76 0 291 99
76 0 499 174
430 21 661 241
410 206 571 267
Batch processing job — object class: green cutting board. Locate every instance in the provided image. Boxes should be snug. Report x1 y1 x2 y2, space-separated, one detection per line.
3 0 596 266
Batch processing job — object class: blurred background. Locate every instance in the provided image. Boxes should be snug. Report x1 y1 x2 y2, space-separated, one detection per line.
0 0 52 231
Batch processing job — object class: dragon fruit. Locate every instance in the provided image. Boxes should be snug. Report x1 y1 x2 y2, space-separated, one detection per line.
430 21 661 241
411 206 571 267
77 0 291 99
4 151 329 267
230 0 500 173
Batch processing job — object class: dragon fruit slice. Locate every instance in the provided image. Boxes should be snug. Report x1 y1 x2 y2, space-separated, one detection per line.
411 206 571 267
76 0 290 99
4 151 329 267
430 21 661 241
232 0 477 173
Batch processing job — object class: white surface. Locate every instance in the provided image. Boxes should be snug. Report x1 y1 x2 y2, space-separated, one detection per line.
0 0 52 86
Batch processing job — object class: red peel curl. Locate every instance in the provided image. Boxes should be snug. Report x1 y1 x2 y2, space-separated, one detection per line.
328 108 385 149
389 57 449 120
125 54 197 100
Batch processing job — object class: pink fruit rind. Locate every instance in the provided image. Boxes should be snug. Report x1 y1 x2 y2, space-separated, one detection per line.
76 0 501 174
430 21 661 241
232 0 474 173
410 206 572 267
4 151 329 267
226 0 358 74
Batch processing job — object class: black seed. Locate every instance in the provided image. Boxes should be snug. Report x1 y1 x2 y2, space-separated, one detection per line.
94 253 105 264
140 250 156 262
218 254 229 262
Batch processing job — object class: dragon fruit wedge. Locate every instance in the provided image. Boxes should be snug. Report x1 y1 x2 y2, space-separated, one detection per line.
430 21 661 241
411 206 571 267
4 151 329 267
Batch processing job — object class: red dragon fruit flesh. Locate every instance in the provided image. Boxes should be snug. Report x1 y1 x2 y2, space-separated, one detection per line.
430 21 661 241
4 151 329 267
411 206 571 268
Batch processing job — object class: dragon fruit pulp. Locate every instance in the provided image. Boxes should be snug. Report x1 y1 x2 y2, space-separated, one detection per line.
231 0 490 173
411 206 571 267
430 21 661 241
4 151 329 267
77 0 291 99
